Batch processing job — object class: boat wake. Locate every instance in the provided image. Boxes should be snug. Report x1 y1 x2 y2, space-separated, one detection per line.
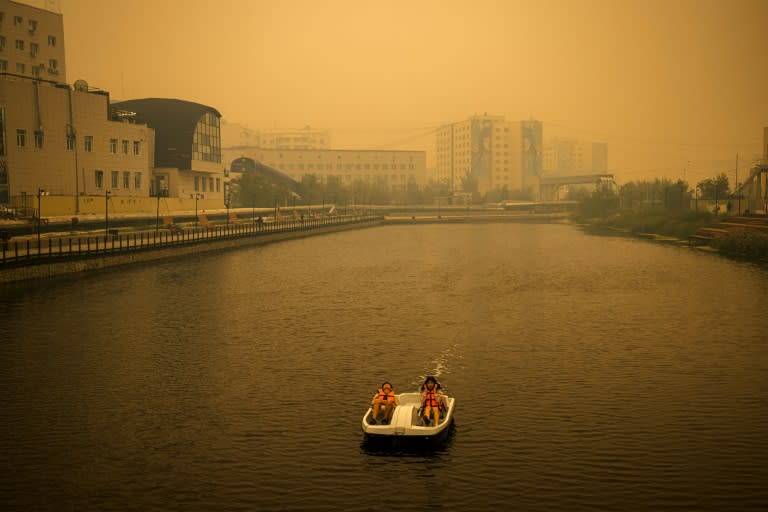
413 343 460 389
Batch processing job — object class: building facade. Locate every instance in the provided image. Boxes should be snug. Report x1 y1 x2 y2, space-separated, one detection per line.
223 147 426 191
221 122 331 150
256 126 331 150
435 114 542 196
0 0 66 81
112 98 227 205
542 138 608 176
0 75 153 215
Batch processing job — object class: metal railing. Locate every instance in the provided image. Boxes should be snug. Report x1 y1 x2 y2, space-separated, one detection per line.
1 214 381 268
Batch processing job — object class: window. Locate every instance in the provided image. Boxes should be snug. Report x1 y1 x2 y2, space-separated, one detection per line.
15 39 24 51
95 170 104 188
34 130 43 149
122 171 130 189
31 65 40 77
109 138 117 153
29 41 39 56
16 129 26 147
28 19 37 32
84 135 93 152
14 16 22 27
121 140 128 154
48 59 58 73
202 177 207 192
191 111 221 163
215 178 220 192
134 172 142 189
111 170 119 188
132 141 140 155
15 63 24 74
194 176 199 191
47 35 56 46
0 36 5 51
66 134 75 151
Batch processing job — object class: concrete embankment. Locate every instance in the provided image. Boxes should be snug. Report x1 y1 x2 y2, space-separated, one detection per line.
0 219 381 286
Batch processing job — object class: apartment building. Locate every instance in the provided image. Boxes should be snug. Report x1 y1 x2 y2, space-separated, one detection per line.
435 114 542 196
0 0 65 81
542 138 608 176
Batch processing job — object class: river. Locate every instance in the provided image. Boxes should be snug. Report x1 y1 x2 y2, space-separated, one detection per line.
1 223 766 511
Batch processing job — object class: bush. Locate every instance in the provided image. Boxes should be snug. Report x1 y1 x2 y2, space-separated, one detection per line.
712 231 768 261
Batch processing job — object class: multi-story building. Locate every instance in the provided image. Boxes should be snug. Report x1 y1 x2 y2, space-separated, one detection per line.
0 0 66 81
112 98 227 204
221 123 331 151
223 147 426 191
1 75 153 214
435 114 542 196
256 126 331 150
542 138 608 175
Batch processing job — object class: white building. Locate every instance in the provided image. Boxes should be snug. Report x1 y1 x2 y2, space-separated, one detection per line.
0 0 66 81
224 147 426 191
435 114 542 196
221 122 331 150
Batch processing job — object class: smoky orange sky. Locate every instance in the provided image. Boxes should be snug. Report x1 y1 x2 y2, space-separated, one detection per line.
49 0 768 184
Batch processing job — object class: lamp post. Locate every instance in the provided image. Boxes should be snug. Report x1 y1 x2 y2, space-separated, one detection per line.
225 192 230 227
195 193 201 227
36 187 47 250
104 189 111 237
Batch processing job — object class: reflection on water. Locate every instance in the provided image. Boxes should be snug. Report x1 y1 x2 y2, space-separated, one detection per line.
1 223 767 511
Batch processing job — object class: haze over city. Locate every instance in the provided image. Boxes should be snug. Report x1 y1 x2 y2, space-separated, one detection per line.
42 0 768 184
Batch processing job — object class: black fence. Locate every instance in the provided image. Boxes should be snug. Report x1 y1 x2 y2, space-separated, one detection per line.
1 214 381 268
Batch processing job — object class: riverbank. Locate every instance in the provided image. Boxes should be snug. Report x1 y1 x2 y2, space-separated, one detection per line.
0 218 382 286
575 210 768 263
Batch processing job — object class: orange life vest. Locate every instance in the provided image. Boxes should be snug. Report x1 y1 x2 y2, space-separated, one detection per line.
376 389 395 401
422 389 443 409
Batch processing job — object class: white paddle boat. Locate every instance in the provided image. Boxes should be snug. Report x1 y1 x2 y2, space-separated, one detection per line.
361 389 455 441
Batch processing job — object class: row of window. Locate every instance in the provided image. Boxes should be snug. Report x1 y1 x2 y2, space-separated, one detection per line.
1 12 56 41
0 34 57 51
93 170 143 190
287 174 414 183
15 129 141 155
109 138 141 155
0 59 59 76
193 175 221 193
267 162 415 171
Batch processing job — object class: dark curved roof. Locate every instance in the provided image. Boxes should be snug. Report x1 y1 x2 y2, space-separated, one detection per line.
111 98 221 170
230 157 305 196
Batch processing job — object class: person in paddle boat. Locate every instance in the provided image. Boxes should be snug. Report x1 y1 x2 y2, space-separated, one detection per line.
370 382 397 425
420 376 445 427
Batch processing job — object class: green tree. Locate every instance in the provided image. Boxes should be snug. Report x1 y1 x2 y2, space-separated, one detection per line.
697 173 730 200
576 187 619 218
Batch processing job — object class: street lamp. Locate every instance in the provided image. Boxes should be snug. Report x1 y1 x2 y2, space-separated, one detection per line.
104 189 112 237
225 192 230 227
36 187 48 250
195 193 201 227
